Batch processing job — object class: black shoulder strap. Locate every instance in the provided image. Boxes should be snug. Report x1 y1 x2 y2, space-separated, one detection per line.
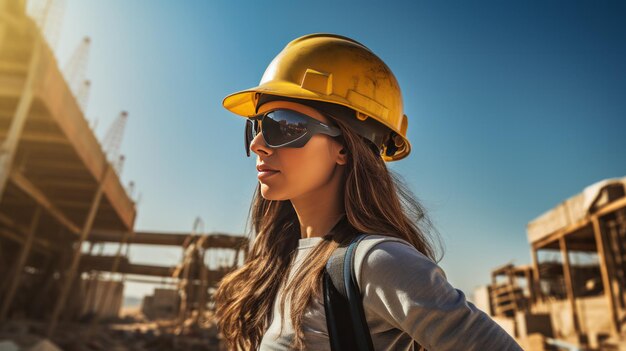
323 233 374 351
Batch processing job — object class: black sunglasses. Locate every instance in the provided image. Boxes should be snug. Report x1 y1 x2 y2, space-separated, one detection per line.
244 108 342 157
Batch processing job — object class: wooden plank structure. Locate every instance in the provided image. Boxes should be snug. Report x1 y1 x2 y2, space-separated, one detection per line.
528 180 626 341
81 229 248 335
83 228 248 295
0 1 137 336
487 178 626 348
78 228 248 338
490 263 534 317
0 2 251 338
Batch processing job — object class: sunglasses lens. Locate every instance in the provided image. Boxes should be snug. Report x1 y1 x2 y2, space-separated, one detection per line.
263 110 308 146
244 119 258 156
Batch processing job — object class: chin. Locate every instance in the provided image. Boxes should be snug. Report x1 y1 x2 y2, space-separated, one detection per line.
259 184 289 201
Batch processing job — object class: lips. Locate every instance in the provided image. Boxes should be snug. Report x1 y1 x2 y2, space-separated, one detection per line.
257 164 279 172
256 163 279 182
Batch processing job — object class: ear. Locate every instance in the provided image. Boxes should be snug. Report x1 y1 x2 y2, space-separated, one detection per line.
336 146 348 165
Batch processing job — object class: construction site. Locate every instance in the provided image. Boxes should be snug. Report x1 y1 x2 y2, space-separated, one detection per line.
0 1 248 350
2 1 626 351
474 177 626 350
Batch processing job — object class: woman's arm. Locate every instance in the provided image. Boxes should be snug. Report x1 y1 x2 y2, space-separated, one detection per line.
357 239 524 351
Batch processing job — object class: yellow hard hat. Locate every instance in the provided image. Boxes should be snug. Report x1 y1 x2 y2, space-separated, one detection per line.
222 33 411 161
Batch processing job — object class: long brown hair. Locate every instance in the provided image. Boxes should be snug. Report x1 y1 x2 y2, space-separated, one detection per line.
214 98 444 350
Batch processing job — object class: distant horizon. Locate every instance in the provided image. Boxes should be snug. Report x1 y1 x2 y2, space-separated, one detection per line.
45 0 626 300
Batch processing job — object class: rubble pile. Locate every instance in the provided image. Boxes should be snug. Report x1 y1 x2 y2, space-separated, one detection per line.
0 311 224 351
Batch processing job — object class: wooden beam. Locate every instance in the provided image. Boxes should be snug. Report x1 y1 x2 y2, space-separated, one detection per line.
47 199 103 209
0 212 59 252
591 215 620 336
28 179 95 191
79 254 231 282
530 247 543 305
0 130 69 145
80 255 172 277
0 60 28 74
88 229 247 249
533 239 598 252
491 263 515 277
123 276 177 286
21 159 89 172
0 227 21 243
559 236 581 338
202 234 248 249
0 205 41 321
18 169 93 184
612 209 626 309
562 240 598 252
530 196 626 249
531 222 591 251
121 263 177 278
9 169 80 235
88 229 188 245
596 196 626 218
0 108 50 122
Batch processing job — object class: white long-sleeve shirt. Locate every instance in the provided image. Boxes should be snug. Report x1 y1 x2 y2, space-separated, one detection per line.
259 234 524 350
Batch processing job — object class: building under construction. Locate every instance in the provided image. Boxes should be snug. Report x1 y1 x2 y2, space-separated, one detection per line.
6 1 626 351
0 1 248 350
475 176 626 350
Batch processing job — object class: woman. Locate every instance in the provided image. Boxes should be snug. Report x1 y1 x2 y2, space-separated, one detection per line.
214 33 523 351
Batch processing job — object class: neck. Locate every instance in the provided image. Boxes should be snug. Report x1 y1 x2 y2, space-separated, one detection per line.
290 167 345 239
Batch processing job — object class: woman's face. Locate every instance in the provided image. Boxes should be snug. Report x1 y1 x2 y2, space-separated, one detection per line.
250 100 347 201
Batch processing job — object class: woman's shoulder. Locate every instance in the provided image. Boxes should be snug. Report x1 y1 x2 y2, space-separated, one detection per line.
353 233 435 266
353 234 445 291
354 234 415 253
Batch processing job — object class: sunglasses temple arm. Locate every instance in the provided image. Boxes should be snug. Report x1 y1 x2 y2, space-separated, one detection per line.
315 123 342 137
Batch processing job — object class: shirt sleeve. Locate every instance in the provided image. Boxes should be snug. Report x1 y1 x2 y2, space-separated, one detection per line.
358 240 524 351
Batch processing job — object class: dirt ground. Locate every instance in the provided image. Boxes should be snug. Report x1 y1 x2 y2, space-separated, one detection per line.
0 310 224 351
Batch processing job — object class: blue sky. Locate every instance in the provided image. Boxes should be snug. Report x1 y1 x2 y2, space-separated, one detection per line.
49 0 626 298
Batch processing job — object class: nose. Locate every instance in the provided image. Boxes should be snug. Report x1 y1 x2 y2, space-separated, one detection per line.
250 131 273 157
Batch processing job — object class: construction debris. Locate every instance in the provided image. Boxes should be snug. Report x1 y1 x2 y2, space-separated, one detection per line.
27 340 62 351
0 311 225 351
0 341 20 351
